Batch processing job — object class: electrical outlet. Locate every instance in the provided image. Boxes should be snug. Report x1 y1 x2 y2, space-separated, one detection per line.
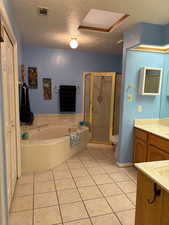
137 105 142 112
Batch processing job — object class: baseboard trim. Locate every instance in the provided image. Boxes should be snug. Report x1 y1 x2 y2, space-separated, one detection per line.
116 162 134 167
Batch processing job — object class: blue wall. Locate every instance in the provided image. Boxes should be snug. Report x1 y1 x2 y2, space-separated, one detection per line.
118 22 169 164
140 23 165 46
160 53 169 117
164 24 169 44
22 45 122 114
119 50 165 163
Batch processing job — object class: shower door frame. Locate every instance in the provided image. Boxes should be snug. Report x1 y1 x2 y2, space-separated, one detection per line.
83 72 116 144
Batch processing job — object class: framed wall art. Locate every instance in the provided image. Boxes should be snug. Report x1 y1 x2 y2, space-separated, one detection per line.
28 67 38 89
43 78 52 100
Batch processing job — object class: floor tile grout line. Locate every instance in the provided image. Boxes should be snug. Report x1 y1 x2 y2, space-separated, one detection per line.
10 190 134 214
106 171 136 207
84 147 125 225
87 149 137 208
114 208 136 225
65 159 94 225
78 151 134 225
51 169 64 225
61 216 92 225
111 177 136 207
11 204 59 214
10 146 136 225
58 209 133 225
78 154 116 211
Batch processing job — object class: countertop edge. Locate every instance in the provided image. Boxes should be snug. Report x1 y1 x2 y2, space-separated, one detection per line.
135 161 169 194
134 124 169 141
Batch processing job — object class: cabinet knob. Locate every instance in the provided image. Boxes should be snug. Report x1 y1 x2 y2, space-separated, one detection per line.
147 183 161 204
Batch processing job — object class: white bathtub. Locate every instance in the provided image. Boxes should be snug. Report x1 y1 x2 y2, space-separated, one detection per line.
21 125 90 174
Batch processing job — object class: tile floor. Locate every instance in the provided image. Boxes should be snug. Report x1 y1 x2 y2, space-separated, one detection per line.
10 144 137 225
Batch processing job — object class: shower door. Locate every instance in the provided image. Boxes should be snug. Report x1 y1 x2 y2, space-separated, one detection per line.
91 73 115 143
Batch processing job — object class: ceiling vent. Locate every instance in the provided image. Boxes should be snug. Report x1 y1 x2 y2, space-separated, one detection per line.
39 7 48 16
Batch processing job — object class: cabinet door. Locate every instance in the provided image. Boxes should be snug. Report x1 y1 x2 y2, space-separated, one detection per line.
161 191 169 225
134 138 147 163
135 172 163 225
147 145 169 162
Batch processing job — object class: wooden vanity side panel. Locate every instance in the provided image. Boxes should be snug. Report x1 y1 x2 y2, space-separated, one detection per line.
149 134 169 154
135 172 163 225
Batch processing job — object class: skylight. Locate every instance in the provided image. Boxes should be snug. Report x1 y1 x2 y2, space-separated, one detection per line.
79 9 129 32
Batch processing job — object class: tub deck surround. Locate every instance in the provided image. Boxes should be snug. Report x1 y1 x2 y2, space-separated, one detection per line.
21 114 90 174
21 113 83 131
10 144 137 225
134 118 169 140
135 160 169 194
21 126 90 173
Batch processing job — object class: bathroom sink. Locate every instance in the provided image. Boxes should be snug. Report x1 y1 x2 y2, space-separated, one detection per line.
155 167 169 181
135 161 169 193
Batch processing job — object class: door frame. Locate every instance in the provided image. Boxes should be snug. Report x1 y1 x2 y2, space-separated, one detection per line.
82 72 116 144
0 4 21 178
0 2 21 224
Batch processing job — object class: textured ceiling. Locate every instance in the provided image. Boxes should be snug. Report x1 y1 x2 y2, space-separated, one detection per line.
11 0 169 54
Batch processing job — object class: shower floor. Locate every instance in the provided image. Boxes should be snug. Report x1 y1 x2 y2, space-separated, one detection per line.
10 144 137 225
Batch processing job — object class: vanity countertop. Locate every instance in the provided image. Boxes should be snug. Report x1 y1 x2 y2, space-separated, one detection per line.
135 160 169 194
134 118 169 140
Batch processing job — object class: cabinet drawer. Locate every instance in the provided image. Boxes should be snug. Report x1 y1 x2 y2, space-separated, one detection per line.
149 134 169 154
135 128 148 141
148 145 169 162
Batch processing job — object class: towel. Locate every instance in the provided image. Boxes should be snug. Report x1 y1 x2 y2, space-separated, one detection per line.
70 130 80 147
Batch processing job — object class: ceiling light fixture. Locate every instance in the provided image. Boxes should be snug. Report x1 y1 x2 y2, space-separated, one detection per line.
69 38 78 49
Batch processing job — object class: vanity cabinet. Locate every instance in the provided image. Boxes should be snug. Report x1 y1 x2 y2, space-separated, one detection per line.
135 171 169 225
134 128 148 163
147 145 169 161
161 191 169 225
134 128 169 163
134 138 147 163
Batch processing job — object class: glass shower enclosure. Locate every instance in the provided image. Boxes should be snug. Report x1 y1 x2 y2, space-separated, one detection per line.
83 72 116 144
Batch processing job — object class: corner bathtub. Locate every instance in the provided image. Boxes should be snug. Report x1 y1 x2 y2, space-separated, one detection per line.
21 125 90 173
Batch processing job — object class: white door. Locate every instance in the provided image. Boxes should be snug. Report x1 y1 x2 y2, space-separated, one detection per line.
1 28 18 209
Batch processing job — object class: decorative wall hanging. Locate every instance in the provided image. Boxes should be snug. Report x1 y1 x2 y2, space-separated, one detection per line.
28 67 38 89
43 78 52 100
